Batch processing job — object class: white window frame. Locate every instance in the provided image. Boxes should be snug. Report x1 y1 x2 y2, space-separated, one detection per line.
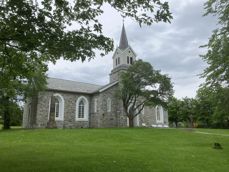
76 96 89 121
48 93 65 121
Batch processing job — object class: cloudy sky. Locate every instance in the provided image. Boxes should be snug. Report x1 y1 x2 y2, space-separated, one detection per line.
48 0 217 99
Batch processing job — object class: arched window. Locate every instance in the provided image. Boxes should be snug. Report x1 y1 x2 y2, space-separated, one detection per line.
78 100 84 118
49 93 65 121
54 98 59 118
118 57 120 64
76 96 89 121
94 98 97 113
127 56 129 64
156 106 163 123
107 98 111 112
156 106 160 121
130 57 133 64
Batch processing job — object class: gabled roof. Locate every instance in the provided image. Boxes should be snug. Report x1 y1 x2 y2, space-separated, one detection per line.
119 24 129 49
98 81 119 93
47 78 102 94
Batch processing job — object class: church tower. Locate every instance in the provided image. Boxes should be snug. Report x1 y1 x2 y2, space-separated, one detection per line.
109 24 137 83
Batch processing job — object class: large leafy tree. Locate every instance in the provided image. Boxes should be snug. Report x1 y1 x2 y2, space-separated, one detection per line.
202 0 229 86
120 60 173 127
199 0 229 128
196 86 215 127
197 86 229 128
0 0 172 129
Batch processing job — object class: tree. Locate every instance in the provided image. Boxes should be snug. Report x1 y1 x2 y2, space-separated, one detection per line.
168 97 182 127
202 0 229 87
119 60 173 127
0 0 172 129
196 86 229 128
199 0 229 128
196 86 215 127
179 97 197 128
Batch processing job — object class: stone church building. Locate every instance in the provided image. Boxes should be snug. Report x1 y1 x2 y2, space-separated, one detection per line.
23 25 169 128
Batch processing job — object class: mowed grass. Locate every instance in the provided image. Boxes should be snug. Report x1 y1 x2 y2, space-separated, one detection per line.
0 128 228 172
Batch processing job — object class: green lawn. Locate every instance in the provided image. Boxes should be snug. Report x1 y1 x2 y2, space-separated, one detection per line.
0 128 228 172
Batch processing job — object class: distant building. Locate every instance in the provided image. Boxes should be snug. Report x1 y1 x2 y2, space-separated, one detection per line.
23 24 169 128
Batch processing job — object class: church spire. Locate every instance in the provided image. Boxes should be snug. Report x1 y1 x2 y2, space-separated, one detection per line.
119 23 129 49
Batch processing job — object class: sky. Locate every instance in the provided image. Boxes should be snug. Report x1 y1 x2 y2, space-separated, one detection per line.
48 0 217 99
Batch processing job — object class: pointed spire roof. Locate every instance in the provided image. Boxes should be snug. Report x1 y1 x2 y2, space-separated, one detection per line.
119 24 129 49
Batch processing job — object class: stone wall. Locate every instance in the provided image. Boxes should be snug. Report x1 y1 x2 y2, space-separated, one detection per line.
90 83 127 128
32 90 92 128
22 96 38 128
138 106 155 127
23 85 169 129
139 106 169 127
109 65 128 83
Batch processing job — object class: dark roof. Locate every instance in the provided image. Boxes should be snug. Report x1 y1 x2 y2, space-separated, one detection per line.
119 24 129 49
47 78 102 94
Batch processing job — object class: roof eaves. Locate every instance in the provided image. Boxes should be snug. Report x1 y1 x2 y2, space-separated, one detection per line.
98 81 119 93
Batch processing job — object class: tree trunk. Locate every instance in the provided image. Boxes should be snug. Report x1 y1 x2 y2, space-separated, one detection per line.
3 109 10 129
175 120 178 128
128 116 134 128
46 96 57 128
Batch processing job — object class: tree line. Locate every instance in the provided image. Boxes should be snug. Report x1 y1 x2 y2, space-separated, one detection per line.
168 86 229 128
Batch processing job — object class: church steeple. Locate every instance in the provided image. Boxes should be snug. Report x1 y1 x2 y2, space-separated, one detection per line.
109 23 137 83
119 24 129 49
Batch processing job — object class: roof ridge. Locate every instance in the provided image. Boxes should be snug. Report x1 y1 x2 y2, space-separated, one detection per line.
48 77 102 87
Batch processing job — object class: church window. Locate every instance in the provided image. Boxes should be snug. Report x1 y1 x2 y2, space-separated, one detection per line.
156 106 164 123
76 96 89 121
127 56 129 64
130 57 133 64
156 106 160 121
116 59 117 66
49 93 65 121
78 100 84 118
107 98 111 112
118 57 120 64
55 100 59 118
94 98 97 113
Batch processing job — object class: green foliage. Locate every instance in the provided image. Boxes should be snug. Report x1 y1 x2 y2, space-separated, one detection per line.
120 60 173 127
179 97 198 127
196 86 215 127
197 86 229 128
167 97 182 127
168 86 229 129
0 0 172 129
168 97 198 128
0 128 228 172
191 0 229 129
202 0 229 87
8 103 23 126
